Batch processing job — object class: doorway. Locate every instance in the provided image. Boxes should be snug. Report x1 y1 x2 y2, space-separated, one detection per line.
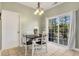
47 12 73 47
2 10 20 50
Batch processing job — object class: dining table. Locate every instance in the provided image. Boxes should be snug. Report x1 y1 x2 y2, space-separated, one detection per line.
23 34 47 56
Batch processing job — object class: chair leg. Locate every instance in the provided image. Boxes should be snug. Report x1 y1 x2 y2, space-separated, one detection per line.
41 45 43 56
46 44 47 53
32 43 34 56
25 45 27 56
45 45 48 54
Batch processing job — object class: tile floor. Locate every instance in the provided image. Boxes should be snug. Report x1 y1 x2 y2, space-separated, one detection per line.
0 51 1 56
1 42 79 56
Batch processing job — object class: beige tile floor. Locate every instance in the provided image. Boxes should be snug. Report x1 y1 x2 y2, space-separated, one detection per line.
1 42 79 56
0 51 1 56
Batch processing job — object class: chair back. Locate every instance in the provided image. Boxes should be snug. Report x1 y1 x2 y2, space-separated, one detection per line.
41 31 47 44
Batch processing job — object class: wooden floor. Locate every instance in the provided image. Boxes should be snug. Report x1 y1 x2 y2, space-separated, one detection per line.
1 42 79 56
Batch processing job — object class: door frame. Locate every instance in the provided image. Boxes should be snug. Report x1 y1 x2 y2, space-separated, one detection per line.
45 10 76 48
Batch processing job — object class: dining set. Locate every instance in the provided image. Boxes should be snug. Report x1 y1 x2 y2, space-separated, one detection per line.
22 30 47 56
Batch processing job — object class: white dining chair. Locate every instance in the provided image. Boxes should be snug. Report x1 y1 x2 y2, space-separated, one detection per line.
32 32 47 56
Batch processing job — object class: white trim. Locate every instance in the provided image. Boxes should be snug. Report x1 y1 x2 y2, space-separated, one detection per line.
58 18 60 44
46 11 76 20
0 46 19 53
73 9 79 51
74 48 79 52
45 2 64 11
68 10 77 49
18 14 23 47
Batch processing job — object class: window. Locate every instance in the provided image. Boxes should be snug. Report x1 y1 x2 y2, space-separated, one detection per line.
48 15 70 46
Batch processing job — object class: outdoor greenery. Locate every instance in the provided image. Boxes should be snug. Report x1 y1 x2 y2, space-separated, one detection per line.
49 16 70 45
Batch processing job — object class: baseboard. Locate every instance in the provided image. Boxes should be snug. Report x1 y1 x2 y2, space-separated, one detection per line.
1 46 20 51
73 48 79 52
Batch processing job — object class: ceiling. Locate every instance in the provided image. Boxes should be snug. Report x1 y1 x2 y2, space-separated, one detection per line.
19 2 63 11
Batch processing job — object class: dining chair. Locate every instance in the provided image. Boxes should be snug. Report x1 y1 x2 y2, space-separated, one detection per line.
22 35 32 56
32 32 47 56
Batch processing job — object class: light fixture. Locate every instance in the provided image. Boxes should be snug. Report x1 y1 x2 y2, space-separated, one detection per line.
34 2 44 15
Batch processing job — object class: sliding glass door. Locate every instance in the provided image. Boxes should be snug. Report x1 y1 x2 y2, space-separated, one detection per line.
49 18 58 43
59 16 70 45
48 15 70 46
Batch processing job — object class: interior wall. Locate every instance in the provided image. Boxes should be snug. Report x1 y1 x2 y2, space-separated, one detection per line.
0 14 2 50
0 2 1 10
41 2 79 49
0 2 42 47
39 15 46 33
76 10 79 48
1 2 41 35
45 2 79 17
0 3 2 50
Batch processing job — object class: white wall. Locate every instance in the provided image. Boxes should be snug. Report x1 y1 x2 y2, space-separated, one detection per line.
0 2 42 48
0 3 1 50
0 15 1 50
45 2 79 17
0 3 2 49
1 2 41 35
0 3 1 10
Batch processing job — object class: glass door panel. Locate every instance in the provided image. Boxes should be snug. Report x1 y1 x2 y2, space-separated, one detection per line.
48 15 70 46
59 16 70 45
48 18 58 43
49 19 53 41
